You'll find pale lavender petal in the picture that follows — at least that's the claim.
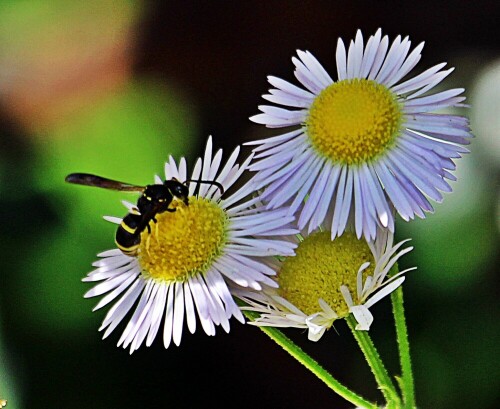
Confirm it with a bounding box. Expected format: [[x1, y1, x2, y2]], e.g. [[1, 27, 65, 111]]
[[360, 28, 382, 78], [267, 75, 315, 100], [368, 34, 389, 79], [172, 282, 185, 346], [163, 284, 175, 348], [392, 62, 447, 94], [336, 37, 347, 80]]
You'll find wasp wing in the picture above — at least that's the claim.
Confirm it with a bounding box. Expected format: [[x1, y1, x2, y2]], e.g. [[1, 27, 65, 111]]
[[65, 173, 145, 192]]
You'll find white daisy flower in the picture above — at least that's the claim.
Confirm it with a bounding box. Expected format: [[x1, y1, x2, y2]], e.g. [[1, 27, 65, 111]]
[[235, 226, 414, 341], [82, 137, 298, 353], [249, 28, 472, 241]]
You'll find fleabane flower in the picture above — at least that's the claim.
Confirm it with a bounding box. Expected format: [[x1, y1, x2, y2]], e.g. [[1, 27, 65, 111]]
[[235, 226, 414, 341], [249, 28, 472, 241], [83, 137, 298, 353]]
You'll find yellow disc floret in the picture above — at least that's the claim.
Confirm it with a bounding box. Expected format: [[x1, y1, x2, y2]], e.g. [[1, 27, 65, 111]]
[[277, 231, 375, 317], [138, 197, 228, 282], [306, 79, 402, 165]]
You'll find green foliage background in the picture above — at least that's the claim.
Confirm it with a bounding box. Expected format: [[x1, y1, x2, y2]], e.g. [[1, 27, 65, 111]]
[[0, 1, 498, 409]]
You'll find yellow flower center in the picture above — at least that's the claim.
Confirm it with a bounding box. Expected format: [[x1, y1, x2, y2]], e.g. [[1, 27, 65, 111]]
[[306, 79, 402, 165], [277, 231, 375, 317], [138, 197, 228, 282]]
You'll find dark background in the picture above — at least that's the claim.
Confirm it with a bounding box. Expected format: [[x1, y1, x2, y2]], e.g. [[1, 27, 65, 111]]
[[0, 1, 499, 408]]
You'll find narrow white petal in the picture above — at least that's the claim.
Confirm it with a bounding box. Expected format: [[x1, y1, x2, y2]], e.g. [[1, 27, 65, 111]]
[[121, 200, 139, 214], [300, 161, 332, 232], [306, 319, 327, 341], [360, 28, 382, 78], [289, 157, 324, 215], [163, 284, 175, 349], [118, 279, 154, 348], [267, 153, 320, 210], [376, 35, 409, 85], [406, 67, 455, 99], [309, 162, 340, 230], [392, 62, 447, 94], [337, 167, 354, 236], [183, 281, 197, 334], [84, 262, 136, 282], [188, 275, 209, 320], [357, 262, 370, 299], [297, 50, 333, 86], [246, 128, 302, 150], [331, 166, 348, 237], [97, 249, 123, 258], [146, 283, 168, 346], [387, 42, 424, 87], [100, 279, 144, 337], [368, 35, 389, 79], [129, 282, 161, 352], [263, 91, 311, 108], [103, 216, 122, 225], [348, 30, 364, 79], [336, 37, 347, 80], [364, 277, 405, 308], [350, 306, 374, 330], [353, 167, 365, 239], [293, 56, 324, 94], [211, 145, 240, 190], [340, 285, 354, 307], [84, 269, 135, 298], [373, 160, 413, 220], [267, 75, 315, 100], [91, 272, 139, 311], [172, 282, 185, 346]]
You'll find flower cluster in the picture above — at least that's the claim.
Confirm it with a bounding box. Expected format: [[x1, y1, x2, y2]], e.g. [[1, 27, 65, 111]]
[[76, 29, 471, 352]]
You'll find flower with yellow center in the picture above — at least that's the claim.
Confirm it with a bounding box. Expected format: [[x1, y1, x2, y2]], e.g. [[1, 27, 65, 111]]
[[83, 137, 298, 353], [235, 226, 414, 341], [249, 29, 472, 241]]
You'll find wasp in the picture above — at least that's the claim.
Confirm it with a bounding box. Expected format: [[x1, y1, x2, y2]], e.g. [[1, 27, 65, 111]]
[[65, 173, 224, 256]]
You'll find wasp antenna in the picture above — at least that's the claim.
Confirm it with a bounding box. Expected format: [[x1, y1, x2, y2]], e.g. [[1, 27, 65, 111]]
[[185, 179, 224, 194]]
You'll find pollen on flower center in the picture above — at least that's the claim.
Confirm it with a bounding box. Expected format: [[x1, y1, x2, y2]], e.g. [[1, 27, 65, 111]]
[[306, 79, 402, 165], [277, 231, 375, 317], [138, 197, 228, 282]]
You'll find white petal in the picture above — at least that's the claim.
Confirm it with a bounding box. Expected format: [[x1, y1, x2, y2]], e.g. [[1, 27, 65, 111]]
[[163, 284, 175, 349], [336, 37, 347, 80], [364, 277, 405, 308], [103, 216, 122, 225], [350, 306, 374, 331]]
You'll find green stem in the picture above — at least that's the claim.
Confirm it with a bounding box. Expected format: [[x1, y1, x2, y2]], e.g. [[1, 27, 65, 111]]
[[391, 286, 416, 408], [346, 315, 402, 406], [243, 310, 378, 409]]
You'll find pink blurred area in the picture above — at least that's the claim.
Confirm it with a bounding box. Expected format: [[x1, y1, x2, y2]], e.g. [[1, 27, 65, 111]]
[[0, 1, 141, 131]]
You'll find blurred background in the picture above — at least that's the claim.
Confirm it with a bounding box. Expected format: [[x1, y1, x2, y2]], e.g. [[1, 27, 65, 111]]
[[0, 1, 498, 408]]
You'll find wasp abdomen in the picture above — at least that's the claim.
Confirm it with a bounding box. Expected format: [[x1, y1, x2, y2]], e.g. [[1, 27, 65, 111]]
[[115, 214, 142, 256]]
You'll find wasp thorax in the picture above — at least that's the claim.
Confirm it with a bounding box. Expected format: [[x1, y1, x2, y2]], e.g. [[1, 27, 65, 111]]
[[277, 232, 376, 317], [138, 197, 228, 282]]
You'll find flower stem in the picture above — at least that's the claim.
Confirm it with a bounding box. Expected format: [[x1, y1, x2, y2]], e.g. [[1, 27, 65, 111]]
[[391, 286, 416, 408], [243, 310, 378, 409], [346, 315, 402, 406]]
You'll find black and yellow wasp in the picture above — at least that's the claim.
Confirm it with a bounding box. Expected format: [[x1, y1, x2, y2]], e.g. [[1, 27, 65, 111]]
[[65, 173, 223, 256]]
